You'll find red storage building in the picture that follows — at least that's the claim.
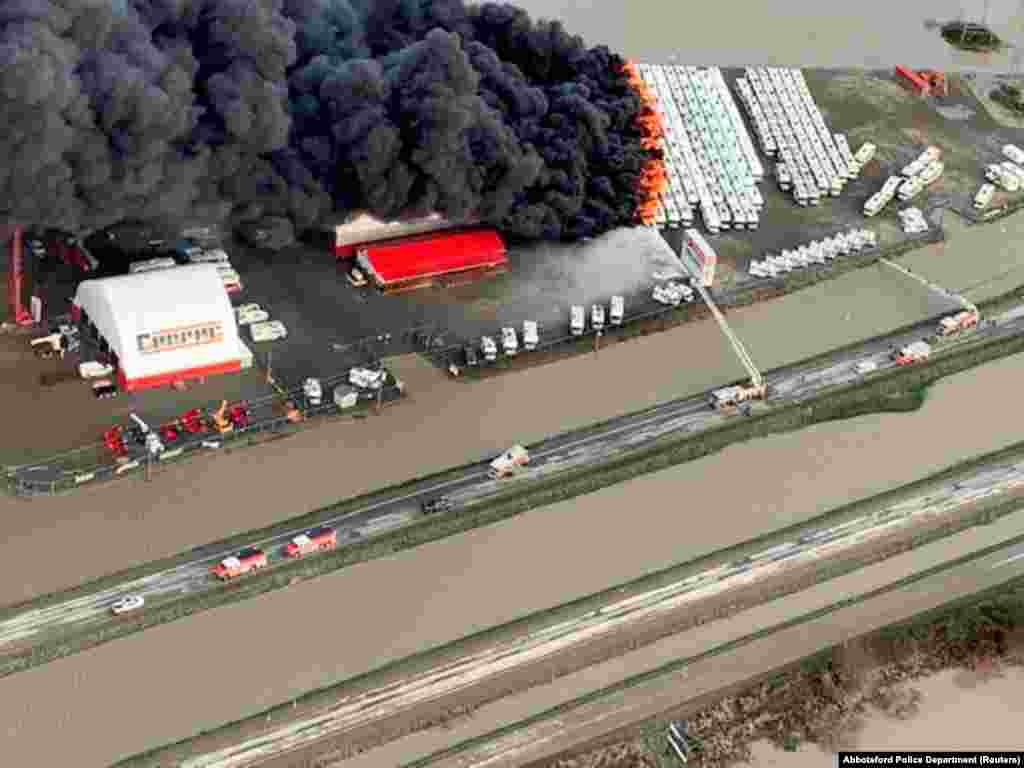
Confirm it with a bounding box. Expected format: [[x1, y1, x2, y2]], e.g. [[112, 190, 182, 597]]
[[356, 229, 509, 292]]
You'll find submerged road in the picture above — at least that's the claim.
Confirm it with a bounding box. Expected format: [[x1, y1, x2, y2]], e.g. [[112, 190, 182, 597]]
[[1, 304, 1022, 655]]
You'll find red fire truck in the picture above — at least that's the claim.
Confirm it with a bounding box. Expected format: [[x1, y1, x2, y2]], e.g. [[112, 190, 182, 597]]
[[284, 526, 338, 559]]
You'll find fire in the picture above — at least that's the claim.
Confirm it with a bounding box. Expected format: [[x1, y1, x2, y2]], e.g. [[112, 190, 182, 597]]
[[622, 61, 667, 226]]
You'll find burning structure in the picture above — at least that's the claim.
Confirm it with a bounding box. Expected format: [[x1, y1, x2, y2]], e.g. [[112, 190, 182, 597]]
[[0, 1, 652, 244]]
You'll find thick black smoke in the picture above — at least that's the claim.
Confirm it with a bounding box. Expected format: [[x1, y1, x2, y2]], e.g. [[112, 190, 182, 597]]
[[0, 0, 647, 242]]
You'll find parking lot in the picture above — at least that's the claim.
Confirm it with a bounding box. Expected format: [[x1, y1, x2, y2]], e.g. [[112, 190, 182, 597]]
[[226, 225, 686, 379]]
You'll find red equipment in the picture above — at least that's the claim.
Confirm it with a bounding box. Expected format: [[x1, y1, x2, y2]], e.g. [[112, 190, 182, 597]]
[[228, 402, 250, 429], [284, 526, 338, 559], [52, 235, 98, 273], [7, 226, 32, 326], [896, 65, 931, 96], [158, 423, 180, 443], [180, 408, 207, 433], [211, 547, 267, 580], [103, 426, 128, 458]]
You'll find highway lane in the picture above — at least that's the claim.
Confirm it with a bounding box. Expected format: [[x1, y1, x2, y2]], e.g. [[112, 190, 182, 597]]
[[1, 304, 1021, 653], [386, 523, 1024, 768], [175, 455, 1024, 768]]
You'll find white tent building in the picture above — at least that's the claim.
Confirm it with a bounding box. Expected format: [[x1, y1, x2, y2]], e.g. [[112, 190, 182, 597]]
[[71, 264, 243, 392]]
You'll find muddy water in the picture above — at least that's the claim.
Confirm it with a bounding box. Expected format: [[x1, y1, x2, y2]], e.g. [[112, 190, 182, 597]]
[[512, 0, 1024, 71], [900, 210, 1024, 302], [6, 352, 1024, 767], [728, 264, 956, 369], [748, 666, 1024, 764]]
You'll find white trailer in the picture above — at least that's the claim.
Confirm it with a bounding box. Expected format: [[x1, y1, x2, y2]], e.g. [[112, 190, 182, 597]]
[[610, 295, 625, 325], [570, 305, 585, 336], [522, 321, 539, 351]]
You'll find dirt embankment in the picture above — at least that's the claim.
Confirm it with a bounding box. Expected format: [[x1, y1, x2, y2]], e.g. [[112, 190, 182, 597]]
[[553, 585, 1024, 768]]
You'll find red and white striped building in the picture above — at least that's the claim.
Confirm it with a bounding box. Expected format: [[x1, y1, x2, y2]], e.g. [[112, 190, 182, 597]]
[[71, 265, 244, 392]]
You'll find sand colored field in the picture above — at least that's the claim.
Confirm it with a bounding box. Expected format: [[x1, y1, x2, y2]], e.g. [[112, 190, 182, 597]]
[[0, 253, 951, 605], [748, 666, 1024, 765], [6, 352, 1024, 766]]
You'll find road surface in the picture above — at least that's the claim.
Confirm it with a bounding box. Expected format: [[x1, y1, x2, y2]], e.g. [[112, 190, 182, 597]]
[[1, 304, 1020, 655], [166, 459, 1024, 768]]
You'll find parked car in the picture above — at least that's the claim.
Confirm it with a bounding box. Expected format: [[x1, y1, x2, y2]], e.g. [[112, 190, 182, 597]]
[[235, 304, 269, 325], [463, 345, 479, 367], [250, 320, 287, 342], [111, 595, 145, 615]]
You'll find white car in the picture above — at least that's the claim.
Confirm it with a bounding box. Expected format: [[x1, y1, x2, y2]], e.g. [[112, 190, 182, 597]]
[[111, 595, 145, 615], [235, 305, 269, 325], [250, 320, 287, 343], [188, 249, 230, 264]]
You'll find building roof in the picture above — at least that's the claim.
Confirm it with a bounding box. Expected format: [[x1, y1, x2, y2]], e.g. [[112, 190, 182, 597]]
[[73, 264, 240, 382], [332, 211, 472, 248], [358, 229, 508, 285]]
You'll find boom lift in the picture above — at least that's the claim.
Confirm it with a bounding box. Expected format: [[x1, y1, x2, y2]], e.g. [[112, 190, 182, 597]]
[[211, 400, 233, 433], [694, 281, 766, 412]]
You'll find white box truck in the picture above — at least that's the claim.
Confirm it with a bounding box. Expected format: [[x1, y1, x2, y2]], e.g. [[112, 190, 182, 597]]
[[522, 321, 539, 351], [570, 305, 585, 336], [489, 444, 530, 479], [610, 295, 624, 325]]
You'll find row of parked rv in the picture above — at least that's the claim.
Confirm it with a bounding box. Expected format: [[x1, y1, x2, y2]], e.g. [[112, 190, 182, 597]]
[[128, 240, 243, 294], [456, 298, 629, 371], [978, 145, 1024, 204], [747, 228, 876, 279], [863, 146, 943, 217], [635, 64, 765, 234], [734, 67, 859, 206]]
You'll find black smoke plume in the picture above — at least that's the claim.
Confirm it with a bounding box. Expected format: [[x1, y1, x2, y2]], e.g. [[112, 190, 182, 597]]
[[0, 1, 647, 242]]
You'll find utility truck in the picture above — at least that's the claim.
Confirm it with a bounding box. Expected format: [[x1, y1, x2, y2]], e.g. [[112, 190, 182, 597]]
[[893, 340, 932, 365], [488, 444, 530, 479], [936, 309, 979, 338], [211, 547, 267, 580]]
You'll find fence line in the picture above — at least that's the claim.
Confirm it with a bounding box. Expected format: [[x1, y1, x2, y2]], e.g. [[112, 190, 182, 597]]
[[4, 381, 405, 497]]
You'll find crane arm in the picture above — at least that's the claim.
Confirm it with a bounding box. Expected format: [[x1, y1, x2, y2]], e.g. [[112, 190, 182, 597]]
[[691, 280, 763, 388]]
